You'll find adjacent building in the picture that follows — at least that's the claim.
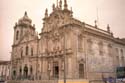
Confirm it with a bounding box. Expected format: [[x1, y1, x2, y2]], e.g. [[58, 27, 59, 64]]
[[0, 61, 11, 81], [11, 0, 125, 82]]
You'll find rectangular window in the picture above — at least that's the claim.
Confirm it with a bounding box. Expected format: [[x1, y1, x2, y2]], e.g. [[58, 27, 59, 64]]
[[26, 46, 28, 55], [79, 64, 84, 78], [31, 48, 33, 56], [98, 42, 103, 56], [108, 44, 112, 56], [78, 36, 83, 51]]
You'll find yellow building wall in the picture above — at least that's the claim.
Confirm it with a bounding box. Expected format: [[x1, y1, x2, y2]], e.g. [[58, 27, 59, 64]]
[[58, 79, 89, 83]]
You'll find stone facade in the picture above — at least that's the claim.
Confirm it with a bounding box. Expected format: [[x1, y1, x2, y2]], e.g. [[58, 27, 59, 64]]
[[11, 0, 125, 81], [0, 61, 11, 80]]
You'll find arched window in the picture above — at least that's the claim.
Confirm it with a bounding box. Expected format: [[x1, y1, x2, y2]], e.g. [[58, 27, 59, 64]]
[[116, 48, 119, 66], [121, 56, 124, 66], [13, 70, 16, 76], [115, 48, 119, 55], [108, 44, 112, 56], [79, 63, 84, 78], [121, 49, 123, 56], [116, 56, 119, 66], [26, 46, 28, 55], [24, 65, 28, 78], [121, 49, 124, 66], [21, 50, 23, 57], [87, 39, 93, 53], [30, 66, 33, 74], [31, 48, 33, 56], [98, 42, 103, 56], [20, 67, 22, 75], [78, 35, 83, 51], [16, 31, 19, 40]]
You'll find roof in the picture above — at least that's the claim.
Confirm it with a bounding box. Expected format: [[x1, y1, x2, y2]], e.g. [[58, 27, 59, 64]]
[[0, 61, 11, 65]]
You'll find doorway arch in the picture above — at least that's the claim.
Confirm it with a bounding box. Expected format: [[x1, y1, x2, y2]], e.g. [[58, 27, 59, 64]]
[[24, 65, 28, 79]]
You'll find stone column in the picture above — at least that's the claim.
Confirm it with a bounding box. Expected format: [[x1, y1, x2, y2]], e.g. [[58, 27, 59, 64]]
[[67, 57, 72, 79], [59, 58, 64, 79], [42, 58, 48, 79]]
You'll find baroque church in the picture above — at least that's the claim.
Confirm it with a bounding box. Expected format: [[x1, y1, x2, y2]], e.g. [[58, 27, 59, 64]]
[[11, 0, 125, 82]]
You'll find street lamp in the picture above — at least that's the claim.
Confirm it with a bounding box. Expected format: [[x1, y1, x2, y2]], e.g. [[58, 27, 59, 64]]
[[64, 27, 66, 83]]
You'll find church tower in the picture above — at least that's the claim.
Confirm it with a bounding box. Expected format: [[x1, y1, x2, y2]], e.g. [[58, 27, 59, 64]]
[[11, 12, 38, 80], [13, 11, 36, 45]]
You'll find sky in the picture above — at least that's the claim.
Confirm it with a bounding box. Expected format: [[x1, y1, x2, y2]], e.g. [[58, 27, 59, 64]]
[[0, 0, 125, 60]]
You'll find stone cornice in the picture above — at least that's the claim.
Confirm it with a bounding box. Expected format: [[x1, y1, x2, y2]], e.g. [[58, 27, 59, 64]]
[[12, 39, 39, 47], [0, 61, 11, 65], [14, 23, 35, 30], [84, 27, 113, 38], [84, 28, 125, 45], [59, 22, 125, 45], [40, 16, 125, 46], [114, 38, 125, 45], [85, 23, 111, 36]]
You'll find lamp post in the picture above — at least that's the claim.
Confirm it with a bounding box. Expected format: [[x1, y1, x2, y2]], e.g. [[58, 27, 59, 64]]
[[36, 36, 39, 80], [64, 27, 66, 83]]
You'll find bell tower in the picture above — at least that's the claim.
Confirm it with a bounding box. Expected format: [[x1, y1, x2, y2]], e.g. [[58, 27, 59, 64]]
[[13, 11, 35, 45]]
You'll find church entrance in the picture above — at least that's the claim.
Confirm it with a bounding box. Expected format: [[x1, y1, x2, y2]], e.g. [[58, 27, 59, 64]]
[[24, 65, 28, 79], [53, 62, 59, 79], [12, 70, 16, 80]]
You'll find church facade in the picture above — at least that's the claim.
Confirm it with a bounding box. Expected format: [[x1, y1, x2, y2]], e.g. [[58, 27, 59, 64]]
[[11, 0, 125, 81]]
